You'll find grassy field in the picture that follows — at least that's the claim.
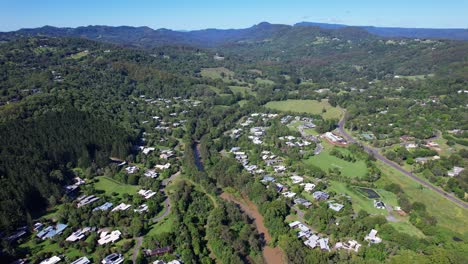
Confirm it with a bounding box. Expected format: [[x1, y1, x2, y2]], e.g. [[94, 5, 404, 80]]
[[229, 85, 256, 96], [265, 99, 342, 120], [94, 176, 140, 197], [389, 221, 426, 238], [255, 78, 275, 85], [201, 67, 234, 81], [328, 181, 393, 215], [375, 161, 468, 235], [304, 142, 368, 178], [69, 51, 89, 59]]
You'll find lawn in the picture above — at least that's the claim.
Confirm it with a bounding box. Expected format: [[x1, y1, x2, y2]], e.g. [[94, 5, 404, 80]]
[[201, 67, 235, 81], [69, 51, 89, 59], [255, 78, 275, 85], [94, 176, 140, 197], [303, 142, 368, 178], [147, 214, 175, 236], [375, 161, 468, 235], [265, 99, 342, 120], [328, 181, 392, 215], [229, 85, 256, 96], [389, 221, 426, 238]]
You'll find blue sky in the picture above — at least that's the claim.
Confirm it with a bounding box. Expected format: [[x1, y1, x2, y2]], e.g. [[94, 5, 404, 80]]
[[1, 0, 467, 31]]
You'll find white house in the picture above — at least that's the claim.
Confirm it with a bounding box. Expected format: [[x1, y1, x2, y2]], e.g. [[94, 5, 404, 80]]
[[40, 256, 61, 264], [138, 189, 157, 199], [98, 230, 122, 245], [290, 175, 304, 184], [364, 229, 382, 244], [111, 203, 131, 212]]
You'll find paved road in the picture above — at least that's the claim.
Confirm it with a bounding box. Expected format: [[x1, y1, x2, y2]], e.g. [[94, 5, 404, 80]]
[[337, 115, 468, 209]]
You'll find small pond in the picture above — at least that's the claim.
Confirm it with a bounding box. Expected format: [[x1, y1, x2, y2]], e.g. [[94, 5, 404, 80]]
[[357, 187, 380, 199]]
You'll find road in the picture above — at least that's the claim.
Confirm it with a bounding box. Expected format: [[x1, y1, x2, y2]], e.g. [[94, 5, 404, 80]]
[[337, 115, 468, 209], [132, 236, 143, 263]]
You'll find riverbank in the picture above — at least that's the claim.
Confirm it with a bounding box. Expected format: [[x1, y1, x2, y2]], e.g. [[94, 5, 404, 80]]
[[220, 192, 285, 264]]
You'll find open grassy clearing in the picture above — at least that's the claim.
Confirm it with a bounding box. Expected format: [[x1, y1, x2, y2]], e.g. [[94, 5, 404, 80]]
[[94, 176, 140, 197], [238, 100, 248, 107], [201, 67, 235, 82], [229, 85, 256, 96], [255, 78, 275, 85], [396, 74, 434, 80], [389, 221, 426, 238], [304, 142, 368, 178], [265, 99, 342, 120], [328, 181, 391, 215], [147, 214, 175, 236], [375, 161, 468, 235], [69, 51, 89, 59]]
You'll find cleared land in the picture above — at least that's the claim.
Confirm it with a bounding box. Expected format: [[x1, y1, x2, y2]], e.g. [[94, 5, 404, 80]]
[[255, 78, 275, 85], [265, 99, 342, 120], [201, 67, 235, 81], [304, 142, 368, 178], [375, 161, 468, 236], [229, 85, 256, 96], [94, 176, 140, 197]]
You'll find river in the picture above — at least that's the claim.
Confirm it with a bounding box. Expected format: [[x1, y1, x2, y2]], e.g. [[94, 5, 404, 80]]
[[192, 142, 204, 171]]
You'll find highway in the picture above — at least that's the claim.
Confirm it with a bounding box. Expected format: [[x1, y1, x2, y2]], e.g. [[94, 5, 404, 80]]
[[337, 115, 468, 209]]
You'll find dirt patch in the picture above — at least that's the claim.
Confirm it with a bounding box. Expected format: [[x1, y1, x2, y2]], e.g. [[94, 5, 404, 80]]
[[220, 192, 285, 264]]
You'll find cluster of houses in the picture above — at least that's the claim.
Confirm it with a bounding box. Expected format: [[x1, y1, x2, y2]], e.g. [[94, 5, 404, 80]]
[[288, 221, 380, 253], [289, 221, 330, 251]]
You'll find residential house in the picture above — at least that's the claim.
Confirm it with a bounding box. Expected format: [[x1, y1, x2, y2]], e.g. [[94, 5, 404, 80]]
[[313, 191, 329, 201], [302, 183, 316, 192], [111, 203, 131, 212], [155, 163, 171, 170], [335, 240, 361, 252], [125, 166, 139, 174], [290, 175, 304, 184], [134, 204, 149, 213], [282, 192, 296, 198], [144, 246, 173, 257], [36, 223, 68, 240], [294, 198, 312, 208], [71, 257, 91, 264], [77, 195, 100, 208], [93, 202, 113, 212], [364, 229, 382, 244], [448, 166, 464, 177], [288, 221, 301, 228], [144, 170, 159, 178], [160, 150, 175, 160], [374, 200, 386, 209], [328, 203, 344, 212], [101, 253, 124, 264], [98, 230, 122, 245], [138, 189, 157, 199], [66, 227, 92, 242], [40, 256, 61, 264]]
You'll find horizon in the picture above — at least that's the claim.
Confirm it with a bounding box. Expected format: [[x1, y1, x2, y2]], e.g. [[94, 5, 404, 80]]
[[1, 0, 468, 32], [4, 20, 468, 33]]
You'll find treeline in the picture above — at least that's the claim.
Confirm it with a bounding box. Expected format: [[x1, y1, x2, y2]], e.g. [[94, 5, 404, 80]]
[[0, 109, 132, 231]]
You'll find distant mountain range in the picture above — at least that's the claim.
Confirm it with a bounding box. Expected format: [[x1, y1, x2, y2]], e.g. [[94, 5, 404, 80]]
[[295, 22, 468, 40], [0, 21, 466, 49]]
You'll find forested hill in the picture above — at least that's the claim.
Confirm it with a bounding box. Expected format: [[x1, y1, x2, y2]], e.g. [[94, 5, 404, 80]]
[[0, 110, 131, 231], [1, 21, 467, 50], [0, 37, 214, 230], [295, 22, 468, 40]]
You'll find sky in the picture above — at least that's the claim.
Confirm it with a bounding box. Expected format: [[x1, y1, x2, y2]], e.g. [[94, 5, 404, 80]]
[[1, 0, 467, 32]]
